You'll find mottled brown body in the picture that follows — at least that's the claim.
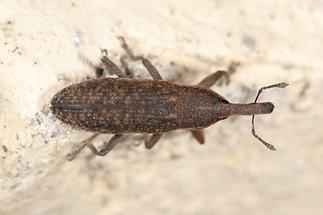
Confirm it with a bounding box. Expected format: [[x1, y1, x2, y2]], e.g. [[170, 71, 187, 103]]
[[51, 37, 288, 160], [51, 78, 230, 134]]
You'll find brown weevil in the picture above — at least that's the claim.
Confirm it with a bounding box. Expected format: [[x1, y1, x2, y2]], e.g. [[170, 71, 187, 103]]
[[50, 37, 288, 160]]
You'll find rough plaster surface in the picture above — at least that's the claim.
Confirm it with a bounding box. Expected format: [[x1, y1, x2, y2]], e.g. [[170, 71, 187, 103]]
[[0, 1, 322, 214]]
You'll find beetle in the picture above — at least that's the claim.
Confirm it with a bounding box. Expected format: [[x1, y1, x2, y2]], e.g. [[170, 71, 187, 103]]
[[50, 37, 288, 160]]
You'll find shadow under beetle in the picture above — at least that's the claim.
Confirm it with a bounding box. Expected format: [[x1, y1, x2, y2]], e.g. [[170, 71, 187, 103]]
[[50, 37, 288, 160]]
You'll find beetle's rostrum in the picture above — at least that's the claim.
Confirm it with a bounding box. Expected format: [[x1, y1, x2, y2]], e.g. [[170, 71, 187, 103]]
[[50, 37, 288, 160]]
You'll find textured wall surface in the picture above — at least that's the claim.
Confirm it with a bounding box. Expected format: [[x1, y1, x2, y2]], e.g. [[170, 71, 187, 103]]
[[1, 1, 322, 214]]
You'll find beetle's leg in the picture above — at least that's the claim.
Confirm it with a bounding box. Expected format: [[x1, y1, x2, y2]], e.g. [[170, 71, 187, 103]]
[[197, 70, 229, 88], [101, 55, 126, 78], [118, 36, 163, 80], [190, 129, 205, 144], [145, 133, 163, 149], [86, 134, 124, 156], [66, 134, 100, 161], [141, 58, 163, 80], [77, 53, 105, 78], [118, 36, 142, 61], [118, 36, 141, 72]]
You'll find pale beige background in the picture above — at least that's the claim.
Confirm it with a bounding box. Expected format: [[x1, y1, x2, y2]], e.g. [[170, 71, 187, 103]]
[[1, 1, 322, 215]]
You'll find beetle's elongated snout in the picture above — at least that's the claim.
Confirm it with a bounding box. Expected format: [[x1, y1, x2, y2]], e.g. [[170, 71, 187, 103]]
[[260, 102, 274, 114], [218, 102, 274, 116]]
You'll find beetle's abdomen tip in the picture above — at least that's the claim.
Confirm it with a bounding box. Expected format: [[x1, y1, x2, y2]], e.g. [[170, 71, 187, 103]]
[[50, 93, 63, 115]]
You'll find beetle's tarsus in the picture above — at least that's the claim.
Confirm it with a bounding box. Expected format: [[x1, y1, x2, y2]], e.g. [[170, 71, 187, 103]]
[[66, 134, 99, 161], [66, 143, 87, 161], [118, 36, 142, 61]]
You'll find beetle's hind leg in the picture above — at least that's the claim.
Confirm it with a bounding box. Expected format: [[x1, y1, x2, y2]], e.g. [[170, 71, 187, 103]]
[[66, 134, 99, 161], [118, 36, 163, 80], [86, 134, 124, 157], [66, 134, 124, 160]]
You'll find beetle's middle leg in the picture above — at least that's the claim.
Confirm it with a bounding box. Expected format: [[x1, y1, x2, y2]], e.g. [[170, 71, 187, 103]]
[[66, 134, 99, 161]]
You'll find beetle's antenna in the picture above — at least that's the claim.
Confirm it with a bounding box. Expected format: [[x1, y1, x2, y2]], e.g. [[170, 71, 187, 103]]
[[252, 82, 289, 150]]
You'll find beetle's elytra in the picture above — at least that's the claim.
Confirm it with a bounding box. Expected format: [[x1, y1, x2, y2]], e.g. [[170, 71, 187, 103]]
[[50, 37, 288, 160]]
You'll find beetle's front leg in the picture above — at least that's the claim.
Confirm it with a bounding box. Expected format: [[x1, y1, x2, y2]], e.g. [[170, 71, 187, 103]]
[[197, 62, 240, 87], [198, 70, 229, 88]]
